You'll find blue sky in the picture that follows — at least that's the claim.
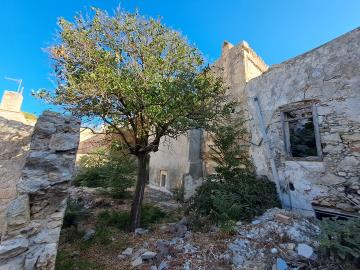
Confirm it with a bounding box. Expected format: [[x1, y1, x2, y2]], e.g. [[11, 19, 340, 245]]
[[1, 0, 359, 116]]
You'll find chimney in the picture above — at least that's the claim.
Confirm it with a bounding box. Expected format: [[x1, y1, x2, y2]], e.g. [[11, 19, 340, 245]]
[[0, 91, 23, 112]]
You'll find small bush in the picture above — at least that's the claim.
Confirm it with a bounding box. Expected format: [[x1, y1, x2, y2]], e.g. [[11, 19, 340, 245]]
[[188, 116, 280, 227], [97, 204, 166, 230], [93, 226, 113, 245], [319, 218, 360, 265], [172, 186, 185, 203], [55, 251, 103, 270], [63, 199, 90, 228], [220, 220, 237, 235], [141, 204, 167, 227], [74, 146, 136, 199], [97, 210, 131, 230]]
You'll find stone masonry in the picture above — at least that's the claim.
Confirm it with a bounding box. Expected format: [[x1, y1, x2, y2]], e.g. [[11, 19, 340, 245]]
[[0, 111, 80, 270], [149, 27, 360, 217], [246, 27, 360, 216], [0, 117, 33, 238]]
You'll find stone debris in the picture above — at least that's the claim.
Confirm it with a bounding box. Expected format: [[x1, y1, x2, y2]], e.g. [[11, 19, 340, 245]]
[[117, 254, 126, 260], [297, 243, 314, 258], [131, 256, 143, 268], [156, 240, 170, 258], [174, 224, 187, 238], [82, 228, 95, 241], [272, 258, 288, 270], [229, 208, 320, 269], [135, 228, 149, 235], [121, 247, 133, 256], [141, 251, 157, 260], [158, 260, 169, 270]]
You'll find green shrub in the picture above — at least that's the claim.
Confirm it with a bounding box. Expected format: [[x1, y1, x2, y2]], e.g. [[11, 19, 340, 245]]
[[319, 218, 360, 264], [63, 199, 90, 228], [55, 251, 103, 270], [97, 210, 131, 230], [188, 116, 280, 226], [75, 147, 136, 199], [22, 111, 37, 122], [172, 186, 185, 203], [97, 204, 166, 230], [93, 226, 113, 245], [141, 204, 167, 227]]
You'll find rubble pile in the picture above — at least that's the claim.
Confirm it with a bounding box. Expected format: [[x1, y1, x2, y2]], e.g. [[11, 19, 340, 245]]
[[228, 208, 321, 270], [116, 217, 231, 270]]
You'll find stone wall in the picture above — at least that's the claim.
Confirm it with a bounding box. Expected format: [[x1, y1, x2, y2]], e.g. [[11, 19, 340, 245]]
[[0, 111, 80, 270], [0, 117, 33, 238], [149, 133, 192, 192], [149, 40, 268, 197], [245, 27, 360, 216]]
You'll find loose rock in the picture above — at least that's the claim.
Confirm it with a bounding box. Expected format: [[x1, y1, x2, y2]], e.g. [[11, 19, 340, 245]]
[[82, 229, 95, 241], [122, 247, 133, 256], [297, 243, 314, 258], [141, 251, 157, 260], [131, 257, 143, 268]]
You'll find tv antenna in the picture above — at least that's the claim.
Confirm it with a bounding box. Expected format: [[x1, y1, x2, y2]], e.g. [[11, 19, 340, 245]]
[[4, 77, 24, 94]]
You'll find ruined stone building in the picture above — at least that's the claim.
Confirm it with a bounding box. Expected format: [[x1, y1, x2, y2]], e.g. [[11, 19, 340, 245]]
[[149, 27, 360, 217], [0, 26, 359, 270]]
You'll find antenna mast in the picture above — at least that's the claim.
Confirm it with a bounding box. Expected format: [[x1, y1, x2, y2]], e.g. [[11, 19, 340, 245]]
[[4, 77, 23, 94]]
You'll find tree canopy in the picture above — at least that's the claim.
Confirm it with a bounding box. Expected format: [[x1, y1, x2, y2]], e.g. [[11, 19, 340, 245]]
[[40, 8, 229, 155], [39, 7, 231, 230]]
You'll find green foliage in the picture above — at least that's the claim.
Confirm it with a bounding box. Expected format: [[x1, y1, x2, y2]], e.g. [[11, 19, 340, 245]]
[[55, 251, 103, 270], [188, 116, 280, 226], [75, 147, 136, 199], [220, 220, 237, 235], [97, 210, 131, 230], [22, 111, 37, 122], [97, 204, 166, 230], [141, 203, 167, 227], [319, 218, 360, 264], [171, 186, 185, 203], [38, 7, 231, 156], [63, 199, 90, 228], [289, 118, 317, 157], [93, 226, 113, 245]]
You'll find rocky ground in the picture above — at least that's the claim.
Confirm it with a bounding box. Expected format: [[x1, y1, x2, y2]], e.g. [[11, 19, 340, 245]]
[[56, 187, 344, 270]]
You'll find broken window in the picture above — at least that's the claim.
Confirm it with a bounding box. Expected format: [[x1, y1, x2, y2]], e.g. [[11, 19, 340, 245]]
[[281, 104, 322, 159], [160, 170, 167, 187]]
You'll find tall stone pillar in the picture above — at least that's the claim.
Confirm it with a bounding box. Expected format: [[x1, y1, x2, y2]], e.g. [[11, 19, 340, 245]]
[[0, 111, 80, 270]]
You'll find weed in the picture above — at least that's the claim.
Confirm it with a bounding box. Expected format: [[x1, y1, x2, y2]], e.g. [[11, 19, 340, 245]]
[[319, 218, 360, 265], [55, 251, 103, 270]]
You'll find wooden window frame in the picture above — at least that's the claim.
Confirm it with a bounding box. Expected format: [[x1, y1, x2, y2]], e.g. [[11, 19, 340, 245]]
[[281, 103, 323, 161]]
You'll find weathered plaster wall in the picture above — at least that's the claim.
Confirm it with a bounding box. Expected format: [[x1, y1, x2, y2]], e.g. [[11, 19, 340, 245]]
[[245, 27, 360, 216], [149, 40, 268, 197], [149, 134, 190, 191], [0, 117, 33, 238], [0, 111, 80, 270], [202, 41, 268, 177]]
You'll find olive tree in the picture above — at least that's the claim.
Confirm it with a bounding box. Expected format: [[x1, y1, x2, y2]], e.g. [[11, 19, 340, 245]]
[[40, 8, 229, 231]]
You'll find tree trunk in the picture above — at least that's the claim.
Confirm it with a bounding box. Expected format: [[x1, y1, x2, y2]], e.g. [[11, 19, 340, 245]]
[[130, 153, 148, 231]]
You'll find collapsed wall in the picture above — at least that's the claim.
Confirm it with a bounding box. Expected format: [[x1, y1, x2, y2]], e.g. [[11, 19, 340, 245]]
[[245, 27, 360, 216], [0, 111, 80, 270]]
